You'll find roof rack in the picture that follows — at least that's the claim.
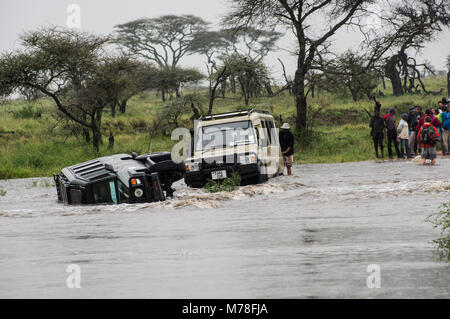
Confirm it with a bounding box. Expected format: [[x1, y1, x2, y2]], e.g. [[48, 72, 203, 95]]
[[198, 108, 270, 121]]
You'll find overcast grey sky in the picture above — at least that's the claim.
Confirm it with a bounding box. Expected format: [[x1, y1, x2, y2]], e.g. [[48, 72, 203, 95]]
[[1, 0, 449, 82]]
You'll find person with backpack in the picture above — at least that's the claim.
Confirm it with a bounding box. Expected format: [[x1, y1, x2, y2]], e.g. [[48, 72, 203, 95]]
[[370, 110, 385, 159], [441, 103, 450, 156], [417, 116, 439, 165], [385, 108, 401, 159], [397, 113, 410, 159], [416, 109, 442, 132]]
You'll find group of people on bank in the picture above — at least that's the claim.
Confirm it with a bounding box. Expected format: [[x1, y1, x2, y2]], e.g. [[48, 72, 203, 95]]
[[369, 97, 450, 165], [276, 98, 450, 174]]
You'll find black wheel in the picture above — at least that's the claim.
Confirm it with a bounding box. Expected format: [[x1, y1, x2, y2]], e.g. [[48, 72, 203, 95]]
[[186, 182, 205, 189], [258, 164, 268, 183], [148, 152, 172, 163], [258, 172, 268, 183], [135, 152, 172, 163], [148, 160, 185, 174]]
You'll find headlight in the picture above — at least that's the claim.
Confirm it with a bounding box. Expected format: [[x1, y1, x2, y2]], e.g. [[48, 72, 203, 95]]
[[134, 188, 144, 198], [130, 178, 142, 185], [239, 154, 257, 164], [185, 162, 200, 172]]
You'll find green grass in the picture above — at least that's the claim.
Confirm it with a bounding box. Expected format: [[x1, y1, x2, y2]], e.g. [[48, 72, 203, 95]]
[[0, 76, 447, 179], [293, 124, 375, 163]]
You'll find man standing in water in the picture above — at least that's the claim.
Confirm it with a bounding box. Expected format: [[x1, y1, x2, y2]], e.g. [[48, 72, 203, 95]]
[[279, 123, 294, 176], [385, 108, 401, 159], [417, 116, 439, 165], [370, 110, 385, 159]]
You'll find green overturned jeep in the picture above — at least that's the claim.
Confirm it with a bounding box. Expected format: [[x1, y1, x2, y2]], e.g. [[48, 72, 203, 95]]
[[54, 152, 185, 205]]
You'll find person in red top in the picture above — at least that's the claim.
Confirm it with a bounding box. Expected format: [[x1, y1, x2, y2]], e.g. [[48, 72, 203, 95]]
[[417, 116, 439, 165], [416, 109, 441, 132]]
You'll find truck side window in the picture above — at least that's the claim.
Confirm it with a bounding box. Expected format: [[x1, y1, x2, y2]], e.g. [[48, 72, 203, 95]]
[[93, 180, 118, 204], [109, 181, 118, 204], [269, 121, 278, 145], [259, 121, 267, 147], [265, 120, 272, 145]]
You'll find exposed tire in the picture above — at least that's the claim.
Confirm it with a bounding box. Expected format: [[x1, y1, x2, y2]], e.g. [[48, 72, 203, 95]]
[[135, 152, 172, 163], [148, 152, 172, 163], [147, 160, 186, 189], [185, 181, 205, 189], [258, 164, 268, 183], [148, 160, 185, 174], [242, 164, 267, 185], [258, 172, 268, 183]]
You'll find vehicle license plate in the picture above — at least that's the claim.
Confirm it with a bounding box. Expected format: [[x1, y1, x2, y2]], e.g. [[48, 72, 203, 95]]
[[211, 170, 227, 180]]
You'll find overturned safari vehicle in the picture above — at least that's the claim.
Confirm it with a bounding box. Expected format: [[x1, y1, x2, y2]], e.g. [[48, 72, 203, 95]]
[[54, 152, 185, 205]]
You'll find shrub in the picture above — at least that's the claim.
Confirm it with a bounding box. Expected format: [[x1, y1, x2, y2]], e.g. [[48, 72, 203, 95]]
[[204, 171, 242, 193], [12, 104, 41, 119], [129, 118, 148, 132], [426, 202, 450, 261]]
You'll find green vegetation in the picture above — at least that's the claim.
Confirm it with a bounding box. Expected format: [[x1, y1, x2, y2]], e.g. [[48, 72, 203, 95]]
[[0, 76, 447, 179], [426, 202, 450, 261], [204, 172, 242, 193], [30, 179, 54, 188], [0, 188, 6, 196]]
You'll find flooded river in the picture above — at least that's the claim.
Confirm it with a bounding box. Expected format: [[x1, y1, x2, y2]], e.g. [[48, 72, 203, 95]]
[[0, 159, 449, 298]]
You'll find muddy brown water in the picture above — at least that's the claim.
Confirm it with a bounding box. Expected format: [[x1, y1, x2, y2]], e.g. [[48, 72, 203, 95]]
[[0, 159, 449, 298]]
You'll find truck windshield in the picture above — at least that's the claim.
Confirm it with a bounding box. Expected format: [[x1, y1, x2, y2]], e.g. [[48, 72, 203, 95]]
[[196, 120, 255, 151]]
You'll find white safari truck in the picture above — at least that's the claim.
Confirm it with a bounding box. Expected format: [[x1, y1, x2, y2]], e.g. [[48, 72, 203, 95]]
[[184, 109, 284, 188]]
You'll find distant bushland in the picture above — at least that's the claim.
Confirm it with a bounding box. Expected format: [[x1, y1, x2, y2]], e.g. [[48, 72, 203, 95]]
[[0, 76, 447, 179]]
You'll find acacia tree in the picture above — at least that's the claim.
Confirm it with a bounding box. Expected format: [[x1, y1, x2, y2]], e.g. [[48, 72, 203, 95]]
[[189, 30, 231, 96], [220, 27, 281, 62], [224, 27, 281, 96], [223, 55, 269, 105], [0, 28, 139, 150], [368, 0, 450, 96], [315, 51, 379, 101], [114, 15, 209, 70], [190, 26, 280, 99], [114, 62, 159, 114], [225, 0, 370, 133], [153, 67, 204, 101]]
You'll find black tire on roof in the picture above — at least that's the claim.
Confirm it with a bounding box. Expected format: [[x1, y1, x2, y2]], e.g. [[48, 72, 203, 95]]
[[147, 160, 185, 175], [135, 152, 172, 163]]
